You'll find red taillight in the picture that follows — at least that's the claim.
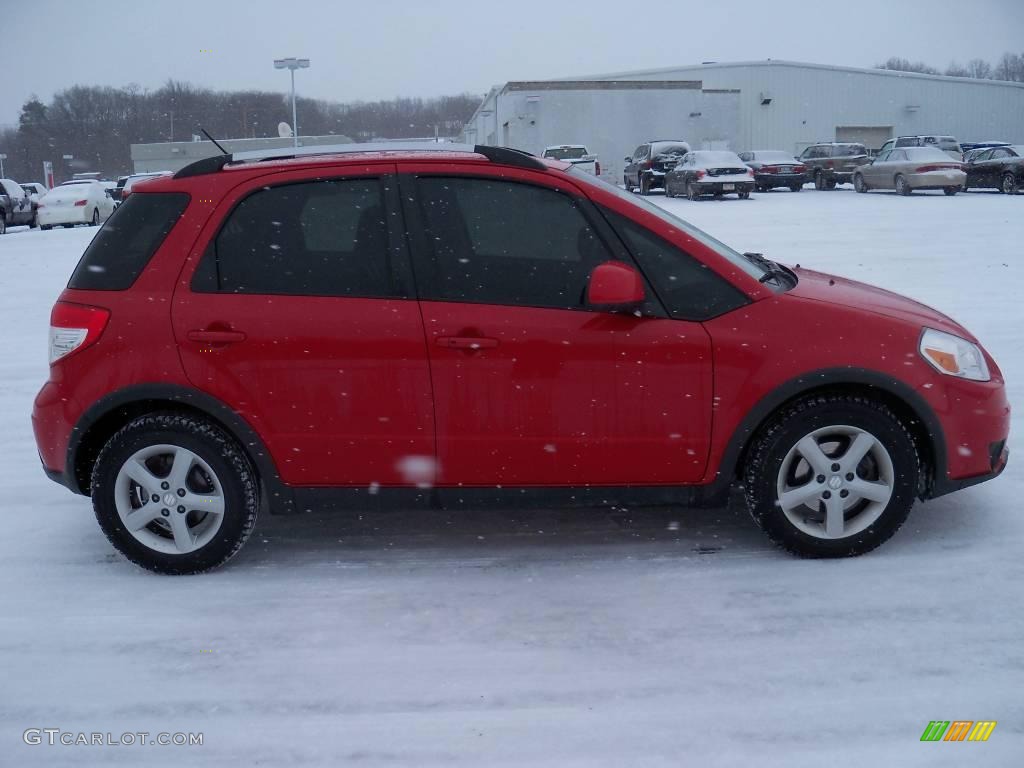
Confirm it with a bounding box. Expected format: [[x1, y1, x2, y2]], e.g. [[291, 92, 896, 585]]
[[594, 160, 601, 176], [695, 170, 706, 179], [761, 165, 776, 174], [794, 165, 806, 173], [73, 199, 87, 206], [746, 168, 754, 177], [49, 302, 110, 364], [643, 160, 652, 169]]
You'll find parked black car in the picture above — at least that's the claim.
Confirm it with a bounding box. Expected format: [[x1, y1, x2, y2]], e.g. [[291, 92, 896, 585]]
[[0, 178, 37, 233], [665, 150, 755, 200], [963, 145, 1024, 194], [797, 143, 869, 189], [623, 140, 690, 195], [738, 150, 807, 192]]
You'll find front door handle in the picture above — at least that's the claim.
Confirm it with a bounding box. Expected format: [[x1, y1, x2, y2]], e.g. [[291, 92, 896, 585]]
[[436, 336, 499, 351], [187, 329, 247, 344]]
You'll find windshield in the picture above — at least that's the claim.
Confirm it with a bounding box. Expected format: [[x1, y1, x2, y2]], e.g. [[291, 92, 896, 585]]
[[543, 146, 588, 160], [692, 151, 745, 166], [567, 166, 769, 282]]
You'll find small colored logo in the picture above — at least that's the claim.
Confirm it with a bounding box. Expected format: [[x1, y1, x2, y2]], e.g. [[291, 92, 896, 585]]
[[920, 721, 996, 742]]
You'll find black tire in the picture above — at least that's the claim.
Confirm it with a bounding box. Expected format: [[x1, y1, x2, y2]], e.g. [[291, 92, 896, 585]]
[[790, 184, 802, 192], [943, 186, 958, 196], [896, 174, 912, 196], [744, 394, 919, 558], [814, 170, 826, 190], [853, 174, 868, 193], [738, 188, 751, 199], [29, 213, 38, 228], [91, 208, 99, 226], [1001, 173, 1017, 195], [826, 178, 837, 190], [91, 412, 259, 574], [40, 224, 52, 231], [664, 179, 675, 198], [639, 174, 651, 196], [686, 181, 700, 201], [0, 215, 6, 235], [623, 174, 633, 193]]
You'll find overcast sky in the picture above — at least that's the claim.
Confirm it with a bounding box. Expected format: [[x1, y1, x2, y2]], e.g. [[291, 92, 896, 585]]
[[4, 0, 1022, 127]]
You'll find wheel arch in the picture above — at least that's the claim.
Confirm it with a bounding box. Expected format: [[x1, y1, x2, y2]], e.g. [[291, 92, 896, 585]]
[[716, 368, 946, 501], [68, 383, 294, 512]]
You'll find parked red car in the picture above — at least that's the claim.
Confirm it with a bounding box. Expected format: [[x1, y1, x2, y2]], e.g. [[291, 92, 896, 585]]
[[32, 144, 1010, 573]]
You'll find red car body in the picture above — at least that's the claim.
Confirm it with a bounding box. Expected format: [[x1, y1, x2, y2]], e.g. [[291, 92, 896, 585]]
[[33, 148, 1009, 517]]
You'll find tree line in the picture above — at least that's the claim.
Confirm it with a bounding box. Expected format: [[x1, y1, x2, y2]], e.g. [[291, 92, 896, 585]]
[[876, 52, 1024, 81], [0, 81, 480, 182]]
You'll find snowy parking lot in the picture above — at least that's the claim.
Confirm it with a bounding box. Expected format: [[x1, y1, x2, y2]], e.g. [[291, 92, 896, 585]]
[[1, 186, 1022, 766]]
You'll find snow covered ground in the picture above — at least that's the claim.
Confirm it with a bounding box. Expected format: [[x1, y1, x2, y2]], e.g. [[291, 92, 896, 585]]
[[1, 187, 1022, 766]]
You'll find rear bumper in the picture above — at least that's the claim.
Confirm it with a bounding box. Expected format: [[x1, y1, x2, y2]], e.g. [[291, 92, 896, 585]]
[[908, 170, 967, 189], [755, 173, 805, 186], [37, 207, 90, 226], [692, 181, 755, 195]]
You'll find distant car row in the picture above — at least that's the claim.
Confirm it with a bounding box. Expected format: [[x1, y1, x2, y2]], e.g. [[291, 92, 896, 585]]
[[618, 137, 1023, 199], [0, 170, 173, 234]]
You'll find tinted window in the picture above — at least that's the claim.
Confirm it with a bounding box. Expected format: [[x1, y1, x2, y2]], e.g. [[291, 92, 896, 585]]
[[650, 142, 689, 158], [834, 144, 867, 156], [196, 178, 393, 297], [414, 177, 613, 310], [604, 209, 747, 321], [990, 148, 1010, 159], [544, 147, 588, 160], [69, 192, 188, 290]]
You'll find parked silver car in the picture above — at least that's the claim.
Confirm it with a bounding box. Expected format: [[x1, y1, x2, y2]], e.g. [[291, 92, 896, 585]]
[[852, 147, 965, 196]]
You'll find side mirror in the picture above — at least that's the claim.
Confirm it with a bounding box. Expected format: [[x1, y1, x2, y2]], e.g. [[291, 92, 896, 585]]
[[587, 261, 645, 310], [624, 156, 633, 163]]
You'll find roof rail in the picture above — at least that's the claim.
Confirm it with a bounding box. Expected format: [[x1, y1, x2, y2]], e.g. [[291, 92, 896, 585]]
[[172, 142, 547, 179]]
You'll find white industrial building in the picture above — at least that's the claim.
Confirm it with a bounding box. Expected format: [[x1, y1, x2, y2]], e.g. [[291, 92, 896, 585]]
[[461, 59, 1024, 184]]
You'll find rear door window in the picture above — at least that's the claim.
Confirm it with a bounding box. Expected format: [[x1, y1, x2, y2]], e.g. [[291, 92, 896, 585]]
[[68, 192, 189, 290], [412, 176, 613, 310], [193, 178, 396, 297]]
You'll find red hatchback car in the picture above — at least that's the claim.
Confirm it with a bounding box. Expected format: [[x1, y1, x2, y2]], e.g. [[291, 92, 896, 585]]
[[32, 144, 1010, 573]]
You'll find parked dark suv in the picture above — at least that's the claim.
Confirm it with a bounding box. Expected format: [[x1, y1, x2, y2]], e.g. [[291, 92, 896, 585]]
[[33, 144, 1009, 573], [798, 143, 869, 189], [623, 140, 690, 195]]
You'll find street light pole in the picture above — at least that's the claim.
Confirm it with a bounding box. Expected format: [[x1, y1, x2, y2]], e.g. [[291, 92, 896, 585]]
[[274, 57, 311, 148]]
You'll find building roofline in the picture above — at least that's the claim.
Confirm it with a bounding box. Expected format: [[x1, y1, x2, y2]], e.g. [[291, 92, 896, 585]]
[[563, 58, 1024, 89]]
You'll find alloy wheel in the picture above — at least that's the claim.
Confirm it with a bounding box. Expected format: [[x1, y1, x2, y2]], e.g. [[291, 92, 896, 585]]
[[776, 425, 894, 540], [114, 444, 226, 555]]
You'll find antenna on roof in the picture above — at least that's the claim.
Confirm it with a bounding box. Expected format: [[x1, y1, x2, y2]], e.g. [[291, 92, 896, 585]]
[[200, 128, 229, 155]]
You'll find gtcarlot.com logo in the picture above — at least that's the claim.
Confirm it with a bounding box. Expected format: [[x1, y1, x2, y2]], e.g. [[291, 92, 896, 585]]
[[23, 729, 203, 747], [921, 721, 996, 742]]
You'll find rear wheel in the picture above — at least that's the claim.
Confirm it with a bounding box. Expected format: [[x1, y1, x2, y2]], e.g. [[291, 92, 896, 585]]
[[664, 179, 675, 198], [639, 174, 651, 196], [738, 188, 751, 199], [814, 170, 826, 190], [895, 174, 912, 196], [90, 208, 99, 226], [1002, 172, 1018, 195], [92, 412, 259, 574], [744, 394, 919, 558], [29, 213, 38, 228], [623, 174, 633, 192], [686, 181, 701, 201], [853, 174, 868, 193], [40, 224, 51, 231], [943, 186, 959, 196], [826, 178, 837, 190], [790, 184, 802, 192], [0, 215, 6, 235]]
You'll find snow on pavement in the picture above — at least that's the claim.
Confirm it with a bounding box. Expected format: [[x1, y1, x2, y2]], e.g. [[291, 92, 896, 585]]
[[0, 189, 1021, 766]]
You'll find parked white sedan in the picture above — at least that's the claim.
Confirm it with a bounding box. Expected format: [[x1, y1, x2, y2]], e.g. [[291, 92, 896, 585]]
[[37, 181, 115, 229]]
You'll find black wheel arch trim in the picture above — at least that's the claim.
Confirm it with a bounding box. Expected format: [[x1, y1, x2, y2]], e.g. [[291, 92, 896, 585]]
[[62, 382, 295, 511], [709, 367, 950, 501]]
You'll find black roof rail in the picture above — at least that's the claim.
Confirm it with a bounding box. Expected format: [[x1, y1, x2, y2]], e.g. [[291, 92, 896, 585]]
[[170, 142, 548, 179], [473, 144, 548, 171], [174, 154, 231, 179]]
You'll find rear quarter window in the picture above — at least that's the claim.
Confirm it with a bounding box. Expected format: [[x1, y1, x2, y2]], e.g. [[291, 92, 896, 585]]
[[68, 192, 189, 290]]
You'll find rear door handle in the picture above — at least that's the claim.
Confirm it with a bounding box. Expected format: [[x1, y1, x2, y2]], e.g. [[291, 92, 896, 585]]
[[187, 329, 247, 344], [436, 336, 499, 351]]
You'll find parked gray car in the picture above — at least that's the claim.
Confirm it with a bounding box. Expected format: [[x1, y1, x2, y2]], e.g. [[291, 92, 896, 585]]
[[852, 147, 965, 196]]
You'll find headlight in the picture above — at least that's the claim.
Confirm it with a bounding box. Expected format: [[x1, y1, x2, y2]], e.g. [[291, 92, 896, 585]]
[[919, 328, 990, 381]]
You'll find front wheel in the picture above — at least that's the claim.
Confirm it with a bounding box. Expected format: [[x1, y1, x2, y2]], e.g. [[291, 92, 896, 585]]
[[686, 181, 701, 201], [853, 174, 868, 193], [91, 412, 259, 574], [1002, 173, 1018, 195], [814, 171, 826, 190], [790, 184, 802, 192], [895, 174, 912, 196], [744, 394, 919, 558], [40, 224, 51, 231], [943, 186, 959, 196], [623, 175, 633, 193], [639, 174, 651, 196]]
